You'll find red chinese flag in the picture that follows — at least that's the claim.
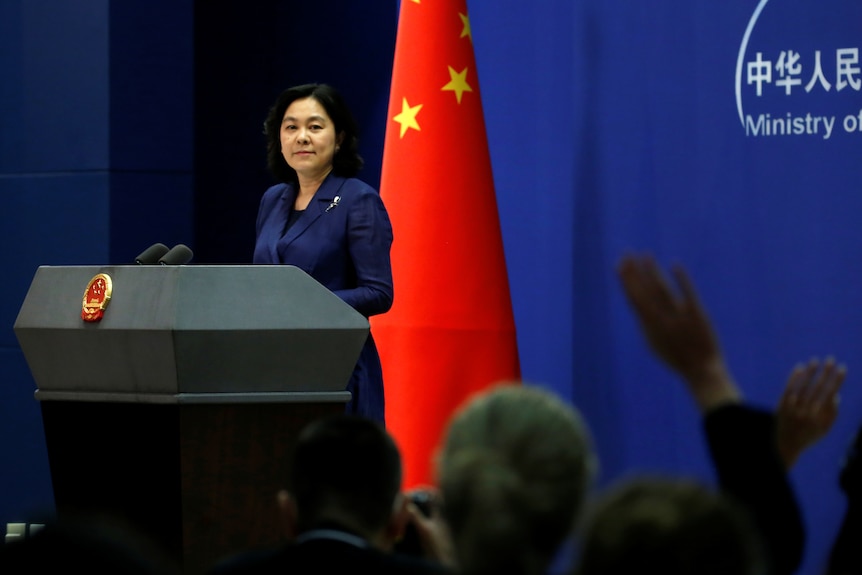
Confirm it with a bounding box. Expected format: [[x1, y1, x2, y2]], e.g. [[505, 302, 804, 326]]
[[372, 0, 521, 488]]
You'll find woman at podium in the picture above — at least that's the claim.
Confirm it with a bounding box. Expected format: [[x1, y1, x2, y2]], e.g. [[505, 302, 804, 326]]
[[253, 83, 394, 424]]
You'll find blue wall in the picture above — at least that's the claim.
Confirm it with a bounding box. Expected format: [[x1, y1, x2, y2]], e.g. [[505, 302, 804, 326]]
[[3, 1, 860, 574], [0, 0, 396, 528]]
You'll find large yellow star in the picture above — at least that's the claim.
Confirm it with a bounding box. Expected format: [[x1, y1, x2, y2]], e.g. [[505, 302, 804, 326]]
[[459, 13, 471, 42], [393, 97, 422, 138], [442, 66, 473, 104]]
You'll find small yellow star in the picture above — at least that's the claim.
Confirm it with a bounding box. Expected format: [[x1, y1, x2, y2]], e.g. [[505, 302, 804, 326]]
[[393, 97, 422, 138], [442, 66, 473, 104], [459, 13, 471, 42]]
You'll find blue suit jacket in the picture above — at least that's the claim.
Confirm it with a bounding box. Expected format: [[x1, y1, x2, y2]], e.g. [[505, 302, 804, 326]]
[[253, 174, 394, 422]]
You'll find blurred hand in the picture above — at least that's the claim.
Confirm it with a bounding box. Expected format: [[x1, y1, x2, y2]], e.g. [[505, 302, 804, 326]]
[[617, 253, 741, 411], [276, 490, 298, 541], [776, 357, 846, 469], [403, 487, 457, 567]]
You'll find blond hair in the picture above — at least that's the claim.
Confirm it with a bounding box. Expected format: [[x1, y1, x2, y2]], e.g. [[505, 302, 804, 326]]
[[437, 383, 596, 575]]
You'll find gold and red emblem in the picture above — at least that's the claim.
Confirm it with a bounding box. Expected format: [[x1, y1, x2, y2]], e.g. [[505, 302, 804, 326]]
[[81, 273, 113, 322]]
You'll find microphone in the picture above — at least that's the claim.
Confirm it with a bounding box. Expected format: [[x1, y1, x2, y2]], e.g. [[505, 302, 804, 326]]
[[135, 243, 170, 264], [158, 244, 194, 265]]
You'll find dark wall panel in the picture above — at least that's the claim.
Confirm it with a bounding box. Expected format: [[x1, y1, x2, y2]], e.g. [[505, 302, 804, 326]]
[[193, 1, 397, 264], [108, 1, 194, 172], [2, 174, 111, 345], [108, 173, 195, 264], [0, 350, 53, 522], [0, 2, 109, 173]]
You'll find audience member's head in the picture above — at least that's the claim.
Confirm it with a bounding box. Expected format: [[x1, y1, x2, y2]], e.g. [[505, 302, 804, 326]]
[[281, 414, 405, 550], [435, 383, 596, 575], [575, 475, 766, 575]]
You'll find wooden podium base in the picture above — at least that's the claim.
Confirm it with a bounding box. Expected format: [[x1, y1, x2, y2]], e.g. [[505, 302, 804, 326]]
[[41, 398, 344, 574]]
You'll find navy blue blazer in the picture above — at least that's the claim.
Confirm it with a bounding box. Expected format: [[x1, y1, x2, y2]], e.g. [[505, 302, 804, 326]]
[[253, 174, 394, 423]]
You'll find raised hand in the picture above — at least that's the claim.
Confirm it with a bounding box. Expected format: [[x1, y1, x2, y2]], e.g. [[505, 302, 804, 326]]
[[776, 357, 846, 469], [617, 253, 741, 412]]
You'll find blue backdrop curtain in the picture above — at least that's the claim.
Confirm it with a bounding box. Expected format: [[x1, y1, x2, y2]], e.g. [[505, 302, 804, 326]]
[[2, 2, 860, 574], [472, 2, 862, 574]]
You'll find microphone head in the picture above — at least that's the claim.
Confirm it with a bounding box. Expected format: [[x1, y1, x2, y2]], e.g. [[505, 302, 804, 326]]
[[158, 244, 194, 265], [135, 243, 170, 264]]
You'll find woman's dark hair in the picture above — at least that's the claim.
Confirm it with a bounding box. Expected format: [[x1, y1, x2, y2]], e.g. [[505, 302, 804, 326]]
[[263, 83, 363, 184]]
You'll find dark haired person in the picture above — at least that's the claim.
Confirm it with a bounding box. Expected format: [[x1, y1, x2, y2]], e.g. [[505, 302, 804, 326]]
[[576, 475, 767, 575], [254, 83, 393, 423], [209, 415, 451, 574]]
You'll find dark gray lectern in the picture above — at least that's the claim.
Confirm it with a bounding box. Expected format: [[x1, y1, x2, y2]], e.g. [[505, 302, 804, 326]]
[[13, 265, 370, 574]]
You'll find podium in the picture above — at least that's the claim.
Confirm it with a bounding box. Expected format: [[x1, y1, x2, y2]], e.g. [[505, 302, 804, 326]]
[[13, 265, 370, 573]]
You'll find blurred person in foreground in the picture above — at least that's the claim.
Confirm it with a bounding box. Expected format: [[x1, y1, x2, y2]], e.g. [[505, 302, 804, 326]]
[[576, 474, 766, 575], [208, 415, 452, 575], [408, 383, 597, 575]]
